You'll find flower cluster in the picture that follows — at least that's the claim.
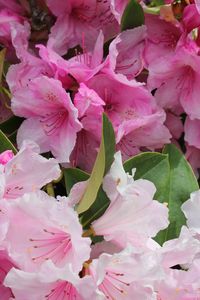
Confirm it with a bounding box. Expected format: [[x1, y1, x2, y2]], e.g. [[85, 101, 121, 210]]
[[1, 146, 200, 299], [1, 0, 200, 298]]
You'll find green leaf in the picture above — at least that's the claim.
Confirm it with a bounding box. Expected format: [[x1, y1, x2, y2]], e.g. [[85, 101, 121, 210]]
[[124, 147, 199, 244], [0, 48, 6, 83], [64, 168, 89, 194], [63, 167, 110, 228], [124, 152, 170, 202], [0, 129, 17, 154], [76, 114, 115, 214], [81, 187, 110, 228], [121, 0, 145, 31], [103, 114, 115, 174], [0, 116, 23, 135], [157, 144, 199, 244]]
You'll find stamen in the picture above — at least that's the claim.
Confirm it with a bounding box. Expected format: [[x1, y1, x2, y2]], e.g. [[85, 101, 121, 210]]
[[40, 111, 66, 136], [4, 186, 24, 199], [28, 229, 72, 265]]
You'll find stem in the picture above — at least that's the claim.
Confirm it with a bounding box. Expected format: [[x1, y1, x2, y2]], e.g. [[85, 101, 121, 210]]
[[82, 227, 95, 237]]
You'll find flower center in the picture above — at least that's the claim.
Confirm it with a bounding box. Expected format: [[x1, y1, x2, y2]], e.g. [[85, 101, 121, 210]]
[[4, 185, 24, 199], [45, 281, 81, 300], [40, 111, 67, 136], [72, 4, 95, 23], [28, 229, 72, 265], [99, 270, 130, 299]]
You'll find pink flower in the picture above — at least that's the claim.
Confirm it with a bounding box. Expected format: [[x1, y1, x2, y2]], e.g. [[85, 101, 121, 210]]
[[148, 45, 200, 118], [182, 190, 200, 235], [70, 83, 105, 171], [89, 246, 163, 299], [90, 248, 139, 299], [87, 73, 171, 160], [0, 150, 14, 166], [47, 0, 119, 55], [0, 8, 24, 48], [11, 76, 81, 162], [74, 83, 105, 138], [64, 30, 105, 83], [0, 140, 60, 200], [0, 0, 24, 14], [70, 129, 100, 172], [10, 21, 30, 61], [36, 44, 75, 89], [0, 201, 11, 244], [185, 145, 200, 178], [102, 151, 134, 202], [4, 261, 101, 300], [6, 54, 52, 95], [92, 152, 169, 248], [165, 112, 183, 140], [5, 191, 91, 272], [159, 226, 200, 268], [38, 31, 105, 88], [144, 13, 181, 67], [194, 0, 200, 15], [104, 25, 146, 84], [182, 4, 200, 33], [0, 250, 16, 300], [110, 0, 129, 23], [157, 260, 200, 300]]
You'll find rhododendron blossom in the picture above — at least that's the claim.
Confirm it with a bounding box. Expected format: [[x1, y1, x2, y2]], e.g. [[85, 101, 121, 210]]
[[0, 141, 60, 200], [92, 152, 169, 248], [5, 192, 91, 272], [1, 0, 200, 298], [4, 261, 101, 300], [47, 0, 119, 55], [13, 76, 82, 162]]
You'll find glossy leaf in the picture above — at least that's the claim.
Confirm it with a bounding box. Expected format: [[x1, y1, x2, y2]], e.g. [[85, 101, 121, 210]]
[[64, 168, 89, 194], [0, 129, 17, 154], [63, 168, 110, 228], [124, 146, 199, 243], [121, 0, 145, 31], [157, 144, 199, 244], [0, 116, 23, 135], [124, 152, 170, 202]]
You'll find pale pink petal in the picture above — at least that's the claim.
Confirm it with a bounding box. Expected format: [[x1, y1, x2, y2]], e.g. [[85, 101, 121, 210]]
[[3, 141, 61, 199], [5, 261, 100, 300], [93, 174, 168, 248], [182, 190, 200, 234], [6, 191, 91, 272], [160, 226, 200, 268]]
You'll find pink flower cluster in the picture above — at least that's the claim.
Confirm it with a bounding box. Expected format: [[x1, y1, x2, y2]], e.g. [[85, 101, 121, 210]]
[[1, 0, 200, 298], [1, 0, 174, 171], [1, 146, 200, 299], [2, 0, 200, 174]]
